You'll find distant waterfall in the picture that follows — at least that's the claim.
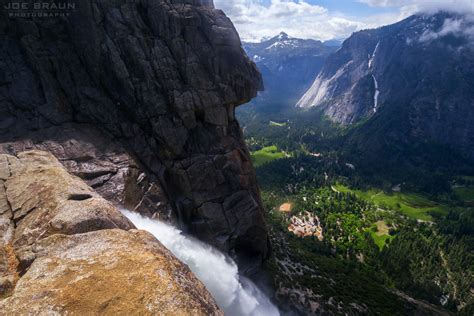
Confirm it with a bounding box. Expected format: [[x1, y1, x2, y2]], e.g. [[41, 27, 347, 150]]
[[121, 210, 280, 316], [369, 41, 381, 113], [372, 74, 380, 112]]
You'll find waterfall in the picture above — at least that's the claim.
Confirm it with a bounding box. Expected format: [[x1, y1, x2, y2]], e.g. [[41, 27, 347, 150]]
[[369, 41, 381, 113], [372, 74, 380, 113], [121, 210, 280, 316], [368, 41, 380, 69]]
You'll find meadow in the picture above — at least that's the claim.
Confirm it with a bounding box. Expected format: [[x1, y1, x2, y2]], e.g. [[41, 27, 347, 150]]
[[333, 184, 449, 221], [251, 145, 286, 167]]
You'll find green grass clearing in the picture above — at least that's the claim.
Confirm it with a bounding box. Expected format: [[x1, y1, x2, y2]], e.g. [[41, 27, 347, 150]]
[[368, 221, 394, 250], [334, 184, 449, 221], [370, 231, 394, 250], [251, 145, 286, 168]]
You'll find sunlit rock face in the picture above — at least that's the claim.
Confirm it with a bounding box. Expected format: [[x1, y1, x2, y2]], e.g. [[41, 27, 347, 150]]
[[0, 150, 222, 314], [0, 0, 269, 271]]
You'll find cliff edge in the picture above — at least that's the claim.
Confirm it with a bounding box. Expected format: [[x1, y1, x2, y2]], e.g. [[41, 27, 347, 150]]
[[0, 0, 268, 271], [0, 150, 222, 314]]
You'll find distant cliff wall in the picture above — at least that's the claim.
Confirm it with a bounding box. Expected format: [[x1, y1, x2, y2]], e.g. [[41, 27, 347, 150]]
[[297, 13, 474, 161]]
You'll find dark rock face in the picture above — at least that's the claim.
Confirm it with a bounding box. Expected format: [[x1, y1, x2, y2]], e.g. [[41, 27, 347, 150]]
[[0, 0, 268, 271], [297, 12, 474, 160]]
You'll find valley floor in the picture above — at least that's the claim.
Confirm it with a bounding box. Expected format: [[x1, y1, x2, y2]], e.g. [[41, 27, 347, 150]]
[[240, 114, 474, 314]]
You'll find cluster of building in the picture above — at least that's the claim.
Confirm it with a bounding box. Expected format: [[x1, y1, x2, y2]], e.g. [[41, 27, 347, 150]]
[[288, 211, 323, 240]]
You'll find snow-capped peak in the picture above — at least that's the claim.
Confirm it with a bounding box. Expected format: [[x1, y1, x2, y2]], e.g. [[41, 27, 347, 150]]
[[278, 32, 290, 40]]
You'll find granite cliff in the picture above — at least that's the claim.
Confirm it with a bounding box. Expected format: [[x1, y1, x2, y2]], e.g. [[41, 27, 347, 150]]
[[0, 0, 269, 273], [297, 12, 474, 162]]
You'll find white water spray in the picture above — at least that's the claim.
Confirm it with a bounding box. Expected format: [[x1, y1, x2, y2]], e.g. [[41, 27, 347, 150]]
[[368, 41, 380, 69], [372, 74, 380, 113], [121, 210, 280, 316]]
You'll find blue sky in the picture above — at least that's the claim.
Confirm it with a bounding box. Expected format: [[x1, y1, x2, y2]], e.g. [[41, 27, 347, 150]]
[[213, 0, 474, 42], [308, 0, 395, 16]]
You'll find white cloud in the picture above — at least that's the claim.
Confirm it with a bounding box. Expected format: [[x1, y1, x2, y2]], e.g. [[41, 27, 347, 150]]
[[214, 0, 474, 43], [419, 16, 474, 42], [214, 0, 392, 42], [360, 0, 474, 15]]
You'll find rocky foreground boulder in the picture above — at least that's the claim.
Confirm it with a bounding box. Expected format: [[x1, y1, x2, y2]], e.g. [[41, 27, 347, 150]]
[[0, 150, 222, 314], [0, 0, 268, 272]]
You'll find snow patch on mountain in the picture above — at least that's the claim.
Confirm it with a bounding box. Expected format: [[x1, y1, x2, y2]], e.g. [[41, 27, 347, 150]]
[[265, 40, 299, 50], [277, 32, 290, 40]]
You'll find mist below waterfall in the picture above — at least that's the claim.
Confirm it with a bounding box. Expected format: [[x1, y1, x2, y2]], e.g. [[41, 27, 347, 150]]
[[121, 210, 280, 316]]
